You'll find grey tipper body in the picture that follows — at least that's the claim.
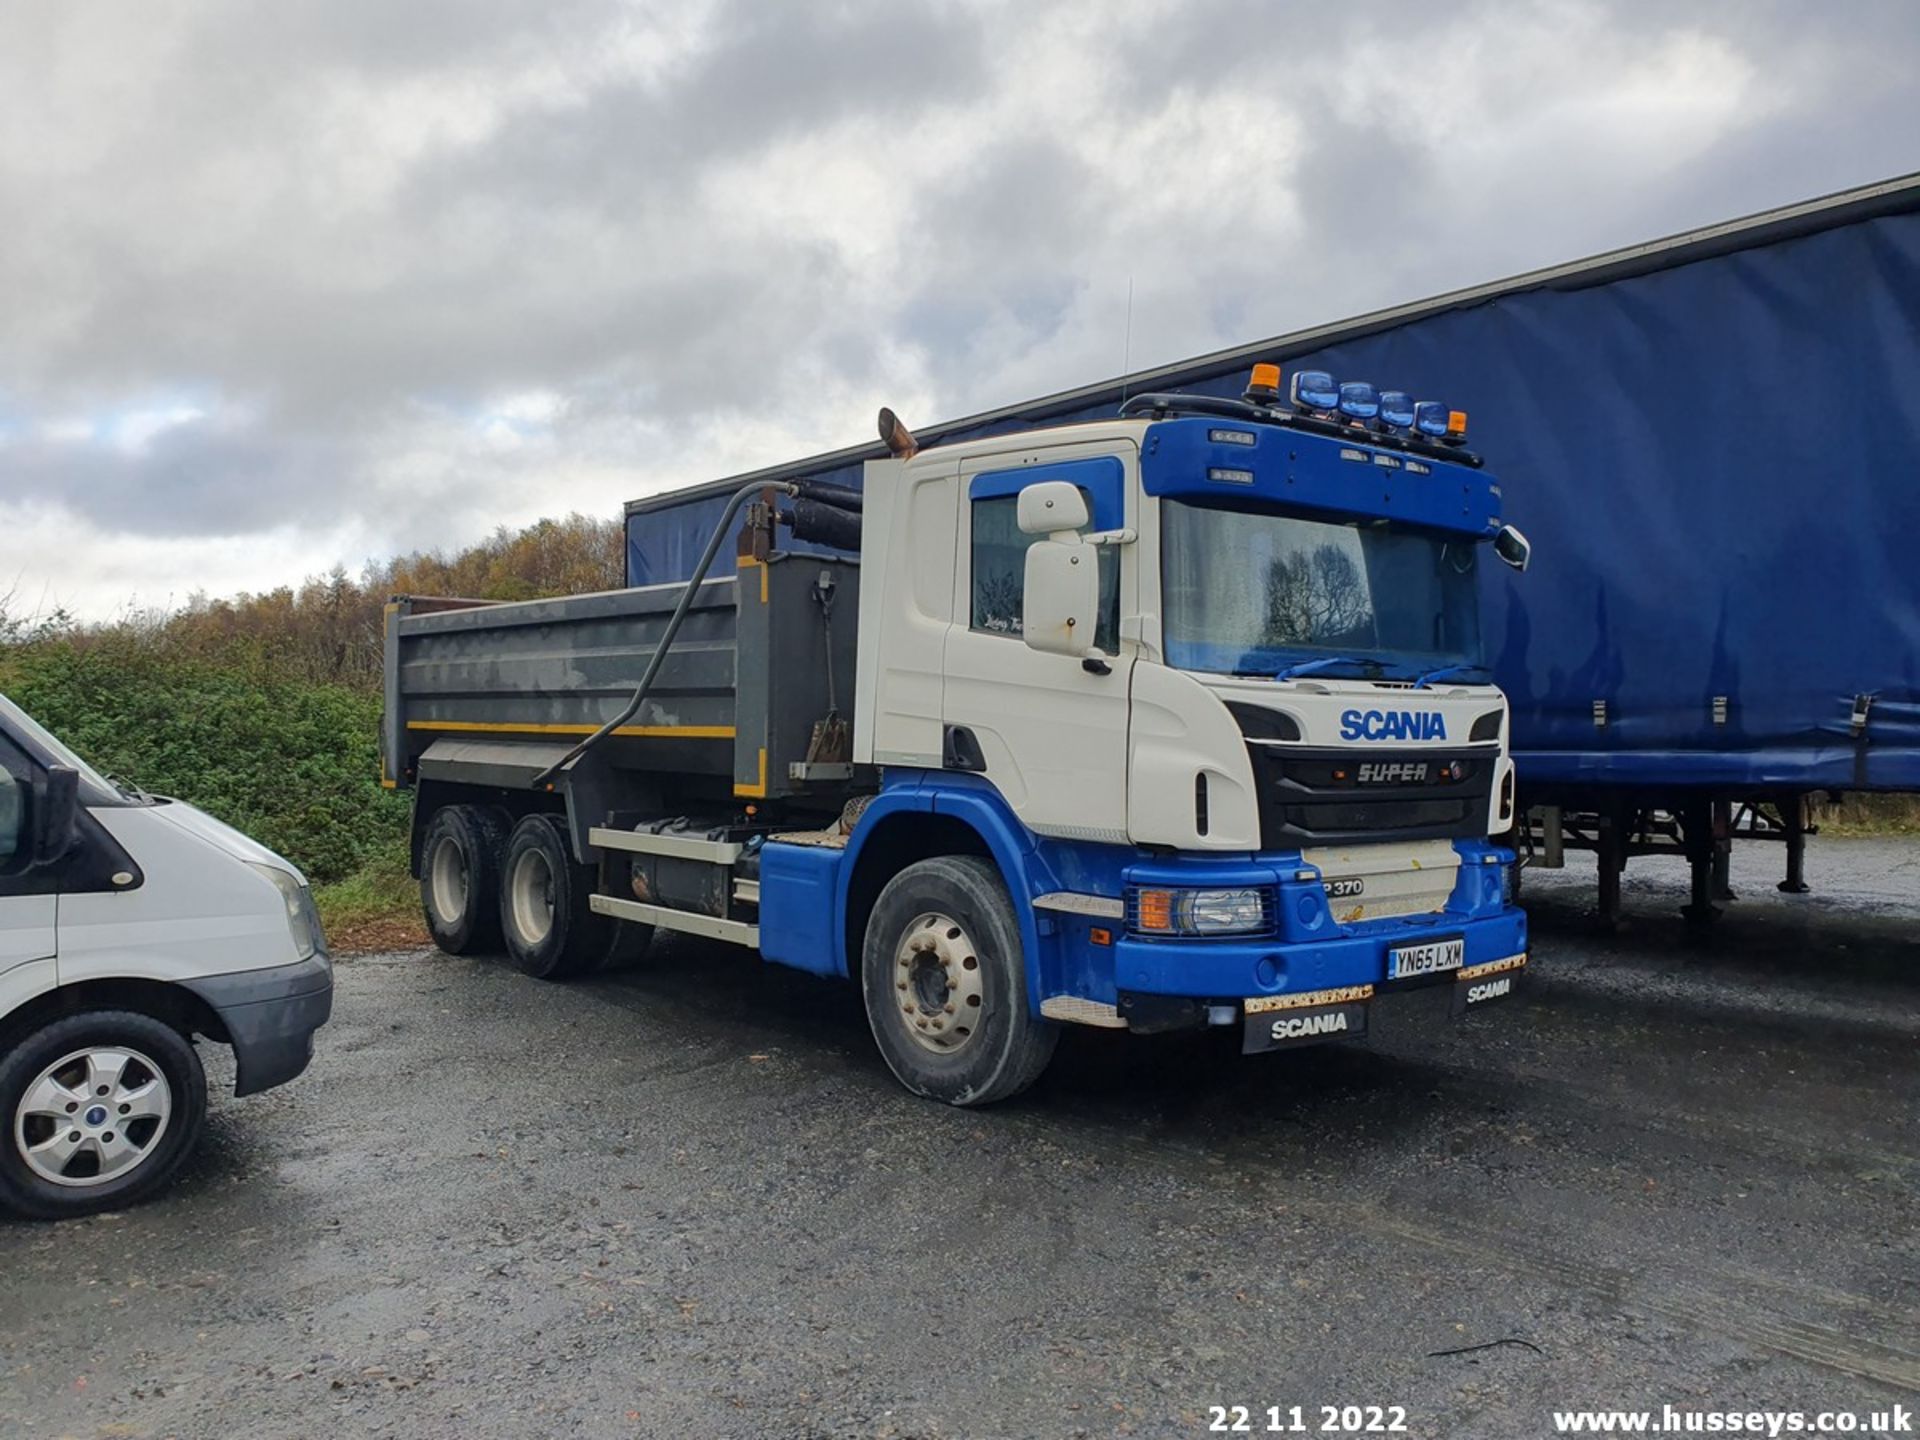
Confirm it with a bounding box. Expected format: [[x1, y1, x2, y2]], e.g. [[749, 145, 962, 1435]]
[[384, 555, 864, 855]]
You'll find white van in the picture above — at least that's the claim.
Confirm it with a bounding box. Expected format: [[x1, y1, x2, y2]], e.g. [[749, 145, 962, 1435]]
[[0, 693, 333, 1219]]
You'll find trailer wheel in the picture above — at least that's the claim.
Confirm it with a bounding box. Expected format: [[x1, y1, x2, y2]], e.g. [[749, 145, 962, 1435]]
[[860, 856, 1058, 1106], [420, 805, 508, 954], [499, 815, 642, 979], [0, 1010, 208, 1221]]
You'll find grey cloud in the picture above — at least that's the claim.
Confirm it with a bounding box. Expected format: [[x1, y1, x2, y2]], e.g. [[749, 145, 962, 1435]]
[[424, 0, 990, 211], [3, 421, 351, 537], [2, 0, 1919, 613]]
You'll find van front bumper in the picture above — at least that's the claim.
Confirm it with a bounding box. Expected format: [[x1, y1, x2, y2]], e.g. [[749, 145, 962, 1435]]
[[183, 952, 334, 1096]]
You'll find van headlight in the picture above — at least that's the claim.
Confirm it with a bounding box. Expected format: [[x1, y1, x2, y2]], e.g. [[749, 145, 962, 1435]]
[[249, 863, 325, 961], [1129, 886, 1272, 936]]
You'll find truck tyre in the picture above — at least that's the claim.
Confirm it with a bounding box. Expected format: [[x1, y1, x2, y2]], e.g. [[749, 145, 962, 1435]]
[[499, 814, 645, 979], [861, 856, 1059, 1106], [0, 1010, 209, 1221], [421, 805, 508, 955]]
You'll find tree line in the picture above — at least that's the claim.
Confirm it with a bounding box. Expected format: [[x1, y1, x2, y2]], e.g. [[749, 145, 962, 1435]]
[[2, 512, 625, 692]]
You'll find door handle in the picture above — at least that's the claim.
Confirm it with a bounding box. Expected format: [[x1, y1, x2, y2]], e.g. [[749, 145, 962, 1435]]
[[1081, 658, 1112, 677]]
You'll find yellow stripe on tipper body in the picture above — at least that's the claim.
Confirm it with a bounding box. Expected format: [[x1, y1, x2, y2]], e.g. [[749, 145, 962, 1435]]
[[733, 746, 769, 798], [405, 720, 735, 739], [737, 554, 769, 603]]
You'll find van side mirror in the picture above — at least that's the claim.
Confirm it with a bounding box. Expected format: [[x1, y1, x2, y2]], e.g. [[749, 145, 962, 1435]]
[[1022, 538, 1100, 657], [1493, 524, 1532, 573], [33, 765, 80, 868], [1017, 481, 1090, 535]]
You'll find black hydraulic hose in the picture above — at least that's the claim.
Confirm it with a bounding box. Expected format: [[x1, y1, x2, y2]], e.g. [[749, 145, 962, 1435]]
[[784, 497, 863, 551], [798, 481, 864, 511], [531, 480, 797, 788]]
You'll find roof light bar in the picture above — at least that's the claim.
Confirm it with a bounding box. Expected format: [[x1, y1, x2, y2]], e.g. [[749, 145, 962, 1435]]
[[1290, 369, 1338, 410], [1337, 381, 1379, 421]]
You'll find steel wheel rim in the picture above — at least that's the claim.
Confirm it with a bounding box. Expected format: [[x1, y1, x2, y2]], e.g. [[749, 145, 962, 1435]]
[[428, 835, 468, 923], [14, 1047, 173, 1188], [893, 911, 987, 1054], [509, 847, 556, 946]]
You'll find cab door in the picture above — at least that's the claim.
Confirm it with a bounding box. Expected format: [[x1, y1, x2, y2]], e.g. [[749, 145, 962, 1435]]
[[941, 444, 1136, 843], [0, 736, 57, 971]]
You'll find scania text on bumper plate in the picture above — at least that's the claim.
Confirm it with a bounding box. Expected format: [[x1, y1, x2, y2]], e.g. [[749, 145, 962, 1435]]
[[1242, 984, 1373, 1054], [1450, 953, 1528, 1015]]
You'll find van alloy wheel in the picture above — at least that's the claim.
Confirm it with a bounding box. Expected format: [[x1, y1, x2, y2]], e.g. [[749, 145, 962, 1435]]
[[13, 1047, 173, 1188]]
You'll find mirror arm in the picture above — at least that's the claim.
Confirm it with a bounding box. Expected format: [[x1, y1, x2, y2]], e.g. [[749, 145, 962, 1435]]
[[1084, 528, 1136, 547]]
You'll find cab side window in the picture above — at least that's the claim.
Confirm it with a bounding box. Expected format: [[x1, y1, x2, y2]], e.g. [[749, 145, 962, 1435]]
[[967, 455, 1126, 654]]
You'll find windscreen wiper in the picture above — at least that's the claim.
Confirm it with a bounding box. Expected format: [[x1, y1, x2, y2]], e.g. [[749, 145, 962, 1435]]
[[101, 771, 153, 803], [1410, 662, 1487, 689], [1237, 655, 1384, 683]]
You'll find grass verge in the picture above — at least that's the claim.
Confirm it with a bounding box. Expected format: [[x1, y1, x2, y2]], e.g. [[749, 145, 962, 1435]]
[[1810, 793, 1920, 837], [314, 846, 429, 954]]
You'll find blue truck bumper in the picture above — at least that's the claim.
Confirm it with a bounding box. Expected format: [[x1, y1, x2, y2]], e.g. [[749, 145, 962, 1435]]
[[1112, 904, 1527, 1000], [1111, 904, 1527, 1050]]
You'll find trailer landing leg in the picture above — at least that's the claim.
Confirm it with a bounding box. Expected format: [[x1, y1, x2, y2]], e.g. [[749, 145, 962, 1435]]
[[1710, 800, 1736, 901], [1680, 801, 1721, 927], [1778, 795, 1811, 895], [1597, 810, 1625, 930]]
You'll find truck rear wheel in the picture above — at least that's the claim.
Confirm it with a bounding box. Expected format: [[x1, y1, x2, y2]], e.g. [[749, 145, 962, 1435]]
[[0, 1010, 208, 1221], [860, 856, 1058, 1106], [499, 814, 649, 979], [420, 805, 508, 954]]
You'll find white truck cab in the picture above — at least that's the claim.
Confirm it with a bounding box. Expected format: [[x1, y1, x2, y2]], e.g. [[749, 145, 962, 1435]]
[[0, 693, 332, 1219]]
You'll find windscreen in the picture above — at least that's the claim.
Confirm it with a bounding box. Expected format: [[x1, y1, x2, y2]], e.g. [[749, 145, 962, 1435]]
[[1161, 500, 1483, 678], [0, 693, 131, 805]]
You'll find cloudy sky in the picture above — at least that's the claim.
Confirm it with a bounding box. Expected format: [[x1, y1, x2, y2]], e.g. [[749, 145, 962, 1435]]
[[3, 0, 1917, 619]]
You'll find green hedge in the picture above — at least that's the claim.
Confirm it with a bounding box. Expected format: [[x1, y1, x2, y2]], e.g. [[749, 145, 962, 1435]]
[[0, 642, 409, 886]]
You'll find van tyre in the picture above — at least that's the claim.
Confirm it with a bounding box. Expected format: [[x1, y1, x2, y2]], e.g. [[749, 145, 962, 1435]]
[[500, 814, 645, 979], [421, 805, 508, 954], [861, 856, 1058, 1106], [0, 1010, 208, 1221]]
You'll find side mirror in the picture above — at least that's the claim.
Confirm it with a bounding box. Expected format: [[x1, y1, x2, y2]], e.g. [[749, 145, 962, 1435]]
[[1017, 481, 1090, 536], [1493, 524, 1531, 573], [33, 765, 80, 868], [1022, 539, 1100, 656]]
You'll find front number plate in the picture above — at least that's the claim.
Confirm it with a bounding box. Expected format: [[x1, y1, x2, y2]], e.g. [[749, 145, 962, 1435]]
[[1387, 936, 1465, 980]]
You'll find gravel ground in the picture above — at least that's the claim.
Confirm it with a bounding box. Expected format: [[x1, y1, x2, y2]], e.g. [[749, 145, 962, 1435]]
[[2, 836, 1915, 1440]]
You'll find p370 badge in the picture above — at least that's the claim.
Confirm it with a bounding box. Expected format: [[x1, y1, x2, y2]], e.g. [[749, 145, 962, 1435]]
[[1324, 877, 1365, 898]]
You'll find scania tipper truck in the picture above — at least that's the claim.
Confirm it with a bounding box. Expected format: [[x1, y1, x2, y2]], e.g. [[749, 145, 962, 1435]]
[[382, 365, 1534, 1105]]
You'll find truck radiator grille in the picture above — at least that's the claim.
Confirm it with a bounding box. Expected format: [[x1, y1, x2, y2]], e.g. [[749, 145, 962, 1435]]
[[1247, 744, 1496, 848]]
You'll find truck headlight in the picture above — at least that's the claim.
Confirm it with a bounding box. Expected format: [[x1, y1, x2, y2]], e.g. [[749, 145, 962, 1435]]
[[248, 863, 326, 961], [1129, 887, 1271, 937]]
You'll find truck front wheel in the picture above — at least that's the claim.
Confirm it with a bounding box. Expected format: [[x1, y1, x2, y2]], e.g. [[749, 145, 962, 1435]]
[[860, 856, 1058, 1106], [0, 1010, 209, 1221], [420, 804, 508, 955], [499, 814, 648, 979]]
